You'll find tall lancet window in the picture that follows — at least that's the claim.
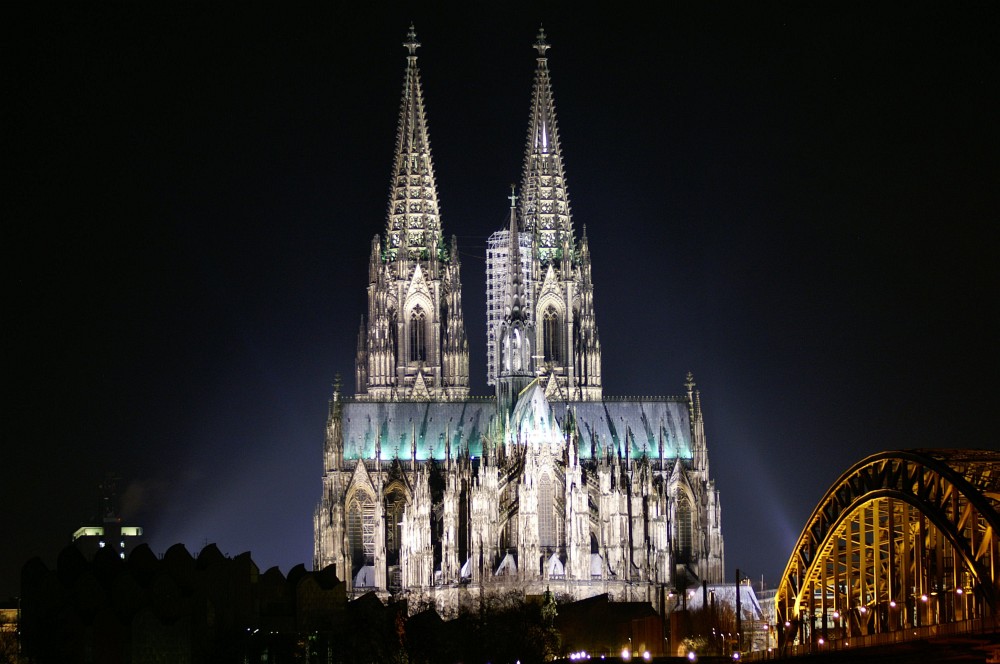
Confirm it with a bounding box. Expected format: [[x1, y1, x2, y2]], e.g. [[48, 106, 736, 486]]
[[676, 494, 693, 562], [409, 307, 426, 362], [511, 328, 522, 372], [389, 310, 398, 359], [385, 487, 407, 566], [539, 473, 555, 550], [543, 307, 560, 363], [348, 493, 375, 576]]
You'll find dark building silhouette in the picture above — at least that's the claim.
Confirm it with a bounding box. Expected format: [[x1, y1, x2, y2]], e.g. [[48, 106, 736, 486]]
[[20, 543, 346, 663], [556, 593, 666, 657]]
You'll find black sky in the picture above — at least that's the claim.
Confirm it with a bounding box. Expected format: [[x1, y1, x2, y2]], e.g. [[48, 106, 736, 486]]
[[6, 3, 998, 599]]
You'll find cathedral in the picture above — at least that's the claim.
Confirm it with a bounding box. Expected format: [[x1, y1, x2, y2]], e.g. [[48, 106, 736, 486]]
[[314, 27, 724, 611]]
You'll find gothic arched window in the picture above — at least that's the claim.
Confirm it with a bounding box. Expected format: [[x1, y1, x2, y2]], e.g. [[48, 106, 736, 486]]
[[409, 307, 426, 362], [543, 306, 560, 363], [388, 309, 398, 360], [385, 487, 407, 566], [539, 473, 555, 550], [347, 493, 376, 577], [511, 328, 522, 372], [676, 494, 693, 562]]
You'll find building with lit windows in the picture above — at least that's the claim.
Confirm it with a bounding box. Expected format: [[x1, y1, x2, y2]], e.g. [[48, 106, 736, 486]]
[[72, 475, 144, 561], [314, 27, 724, 612]]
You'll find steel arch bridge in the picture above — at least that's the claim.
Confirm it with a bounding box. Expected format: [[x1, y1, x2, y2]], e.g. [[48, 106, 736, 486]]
[[776, 449, 1000, 650]]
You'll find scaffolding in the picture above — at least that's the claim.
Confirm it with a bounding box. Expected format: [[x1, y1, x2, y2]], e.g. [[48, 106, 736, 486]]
[[485, 229, 535, 385]]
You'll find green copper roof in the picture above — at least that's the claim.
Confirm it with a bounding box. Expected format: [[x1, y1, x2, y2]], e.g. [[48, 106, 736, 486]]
[[338, 397, 693, 462]]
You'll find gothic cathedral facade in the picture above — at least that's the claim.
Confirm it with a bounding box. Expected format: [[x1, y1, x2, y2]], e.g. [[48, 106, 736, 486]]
[[314, 28, 724, 611]]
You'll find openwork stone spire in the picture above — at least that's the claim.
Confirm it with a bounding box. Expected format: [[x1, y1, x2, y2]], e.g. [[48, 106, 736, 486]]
[[505, 186, 528, 323], [386, 25, 443, 261], [357, 26, 469, 402], [519, 26, 574, 265]]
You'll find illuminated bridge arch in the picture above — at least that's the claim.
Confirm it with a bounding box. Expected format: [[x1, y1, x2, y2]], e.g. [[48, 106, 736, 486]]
[[776, 449, 999, 649]]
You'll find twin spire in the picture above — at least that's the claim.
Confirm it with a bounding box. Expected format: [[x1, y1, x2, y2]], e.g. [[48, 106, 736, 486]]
[[369, 26, 599, 401], [386, 25, 443, 262], [520, 27, 575, 266], [385, 26, 575, 266]]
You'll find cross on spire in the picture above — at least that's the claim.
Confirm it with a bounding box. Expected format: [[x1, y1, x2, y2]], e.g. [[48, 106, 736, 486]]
[[508, 184, 518, 208], [404, 24, 420, 56], [534, 25, 550, 57]]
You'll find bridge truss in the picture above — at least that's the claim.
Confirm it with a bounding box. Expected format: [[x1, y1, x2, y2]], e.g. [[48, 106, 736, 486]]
[[776, 449, 1000, 649]]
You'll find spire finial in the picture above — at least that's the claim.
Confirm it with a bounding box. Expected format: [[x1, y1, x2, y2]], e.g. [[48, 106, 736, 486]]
[[534, 25, 551, 57], [508, 184, 518, 209], [404, 24, 420, 56]]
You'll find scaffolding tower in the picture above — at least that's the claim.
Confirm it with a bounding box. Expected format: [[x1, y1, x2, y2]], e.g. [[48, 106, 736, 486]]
[[485, 229, 535, 385]]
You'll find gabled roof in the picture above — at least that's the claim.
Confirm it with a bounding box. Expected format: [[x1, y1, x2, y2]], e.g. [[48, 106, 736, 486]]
[[511, 379, 559, 436], [685, 583, 765, 620]]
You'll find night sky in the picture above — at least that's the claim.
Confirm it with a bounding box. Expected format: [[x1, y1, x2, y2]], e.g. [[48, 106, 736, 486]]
[[6, 4, 998, 600]]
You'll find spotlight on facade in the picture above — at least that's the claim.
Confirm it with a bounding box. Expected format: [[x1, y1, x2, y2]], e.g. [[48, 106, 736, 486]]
[[687, 651, 697, 662], [621, 648, 631, 661], [643, 651, 651, 661]]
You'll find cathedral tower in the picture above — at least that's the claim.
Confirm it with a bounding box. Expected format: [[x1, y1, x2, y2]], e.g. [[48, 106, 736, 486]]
[[518, 28, 602, 400], [486, 29, 603, 398], [356, 26, 469, 402]]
